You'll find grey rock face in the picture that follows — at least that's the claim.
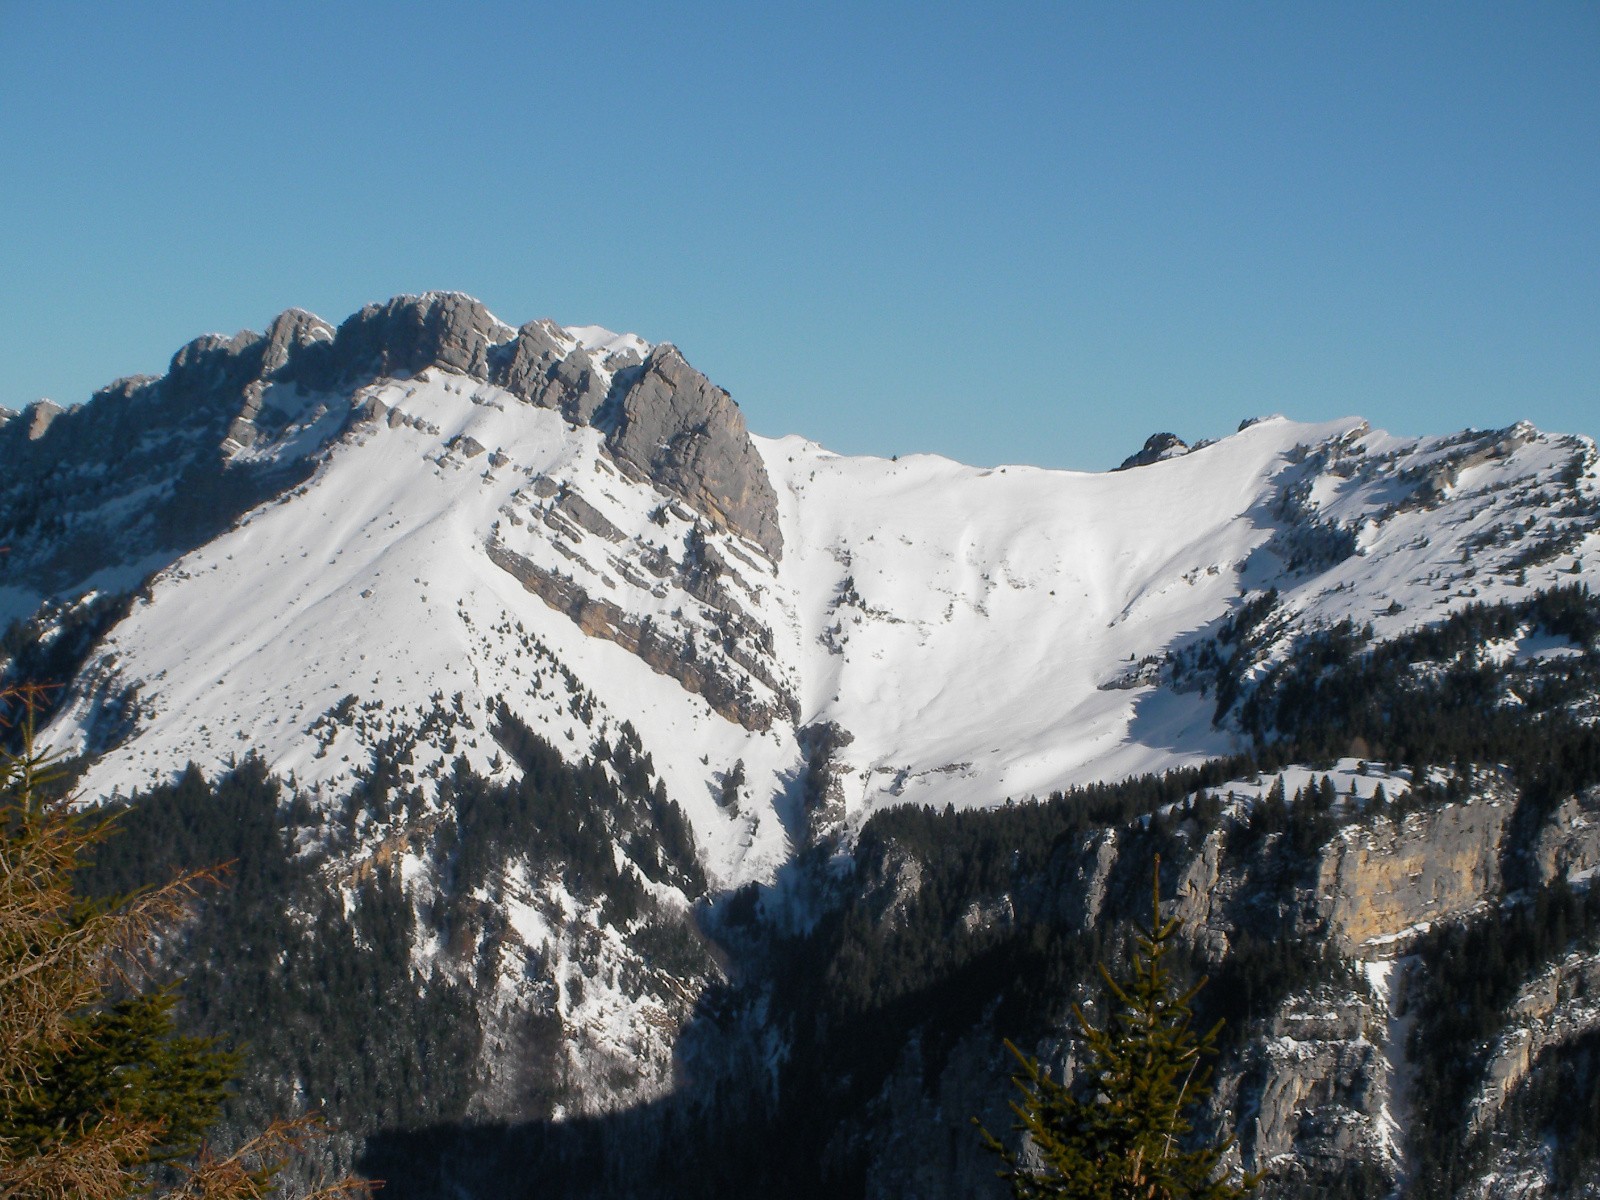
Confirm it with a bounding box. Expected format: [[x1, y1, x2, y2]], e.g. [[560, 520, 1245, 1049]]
[[1169, 828, 1232, 959], [0, 313, 325, 595], [606, 345, 783, 560], [1116, 431, 1189, 470], [860, 847, 926, 931], [164, 328, 268, 406], [492, 318, 566, 401], [1241, 990, 1384, 1169], [492, 319, 616, 424], [191, 292, 506, 397], [1533, 784, 1600, 884], [311, 291, 514, 387], [553, 489, 625, 543], [485, 538, 791, 731], [0, 299, 500, 599], [846, 813, 1408, 1200], [24, 400, 63, 441], [1043, 827, 1118, 931], [1472, 951, 1600, 1134], [270, 297, 780, 566], [797, 721, 853, 840], [5, 292, 783, 593], [259, 308, 334, 376], [0, 292, 790, 741], [91, 375, 161, 405]]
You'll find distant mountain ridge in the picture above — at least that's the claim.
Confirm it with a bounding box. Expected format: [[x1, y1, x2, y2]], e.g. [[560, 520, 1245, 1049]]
[[4, 293, 1593, 874], [4, 293, 1600, 1198]]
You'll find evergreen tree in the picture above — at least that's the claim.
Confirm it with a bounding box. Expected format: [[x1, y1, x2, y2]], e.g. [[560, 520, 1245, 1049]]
[[977, 861, 1258, 1200], [1, 988, 238, 1170], [0, 695, 367, 1199]]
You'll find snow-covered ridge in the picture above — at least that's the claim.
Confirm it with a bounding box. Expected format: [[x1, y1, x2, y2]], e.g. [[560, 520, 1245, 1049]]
[[562, 323, 652, 361], [3, 294, 1595, 891]]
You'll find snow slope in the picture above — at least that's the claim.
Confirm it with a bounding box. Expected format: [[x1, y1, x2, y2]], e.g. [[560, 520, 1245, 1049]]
[[33, 332, 1600, 887], [755, 419, 1356, 814], [43, 365, 802, 886]]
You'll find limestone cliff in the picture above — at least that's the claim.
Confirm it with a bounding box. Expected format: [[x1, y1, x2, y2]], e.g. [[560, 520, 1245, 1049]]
[[1317, 789, 1514, 952]]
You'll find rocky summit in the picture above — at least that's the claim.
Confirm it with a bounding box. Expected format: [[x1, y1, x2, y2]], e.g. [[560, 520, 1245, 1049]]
[[3, 293, 1600, 1198]]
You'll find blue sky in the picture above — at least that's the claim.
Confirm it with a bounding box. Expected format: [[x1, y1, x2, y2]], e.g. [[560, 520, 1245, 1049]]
[[1, 2, 1595, 470]]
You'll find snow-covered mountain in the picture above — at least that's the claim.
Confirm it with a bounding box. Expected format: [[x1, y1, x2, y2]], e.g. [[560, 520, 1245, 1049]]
[[5, 292, 1595, 886], [6, 292, 1600, 1198]]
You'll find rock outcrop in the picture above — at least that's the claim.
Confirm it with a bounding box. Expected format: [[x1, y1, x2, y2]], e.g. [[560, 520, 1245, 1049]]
[[1533, 785, 1600, 885], [0, 291, 784, 617], [491, 318, 625, 424], [24, 399, 63, 441], [259, 307, 334, 376], [295, 296, 781, 560], [1471, 950, 1600, 1134], [1316, 794, 1512, 952], [485, 538, 791, 732], [606, 345, 783, 560], [1116, 431, 1189, 470], [1234, 989, 1384, 1169], [293, 297, 782, 559], [305, 291, 514, 386]]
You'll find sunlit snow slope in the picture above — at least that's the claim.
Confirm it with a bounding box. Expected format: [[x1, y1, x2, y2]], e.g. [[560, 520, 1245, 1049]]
[[18, 297, 1598, 888], [758, 415, 1600, 820]]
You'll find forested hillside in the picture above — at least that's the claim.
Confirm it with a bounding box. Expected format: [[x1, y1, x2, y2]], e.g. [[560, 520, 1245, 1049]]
[[58, 584, 1600, 1198]]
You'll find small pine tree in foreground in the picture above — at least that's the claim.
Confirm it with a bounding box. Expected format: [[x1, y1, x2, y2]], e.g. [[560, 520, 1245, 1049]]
[[977, 859, 1259, 1200], [0, 693, 370, 1199]]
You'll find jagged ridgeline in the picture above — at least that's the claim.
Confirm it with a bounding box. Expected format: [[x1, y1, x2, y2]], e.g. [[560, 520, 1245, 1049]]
[[5, 292, 1600, 1197]]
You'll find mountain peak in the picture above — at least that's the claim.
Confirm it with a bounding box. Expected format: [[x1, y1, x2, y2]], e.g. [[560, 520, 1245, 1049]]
[[6, 298, 1598, 1195], [260, 308, 334, 375], [300, 291, 514, 387], [1116, 431, 1190, 470], [0, 292, 782, 604]]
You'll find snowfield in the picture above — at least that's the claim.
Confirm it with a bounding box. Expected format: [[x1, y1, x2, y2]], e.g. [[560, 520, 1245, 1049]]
[[35, 334, 1600, 888]]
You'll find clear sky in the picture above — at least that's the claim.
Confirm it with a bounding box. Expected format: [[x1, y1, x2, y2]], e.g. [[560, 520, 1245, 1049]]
[[1, 2, 1595, 471]]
